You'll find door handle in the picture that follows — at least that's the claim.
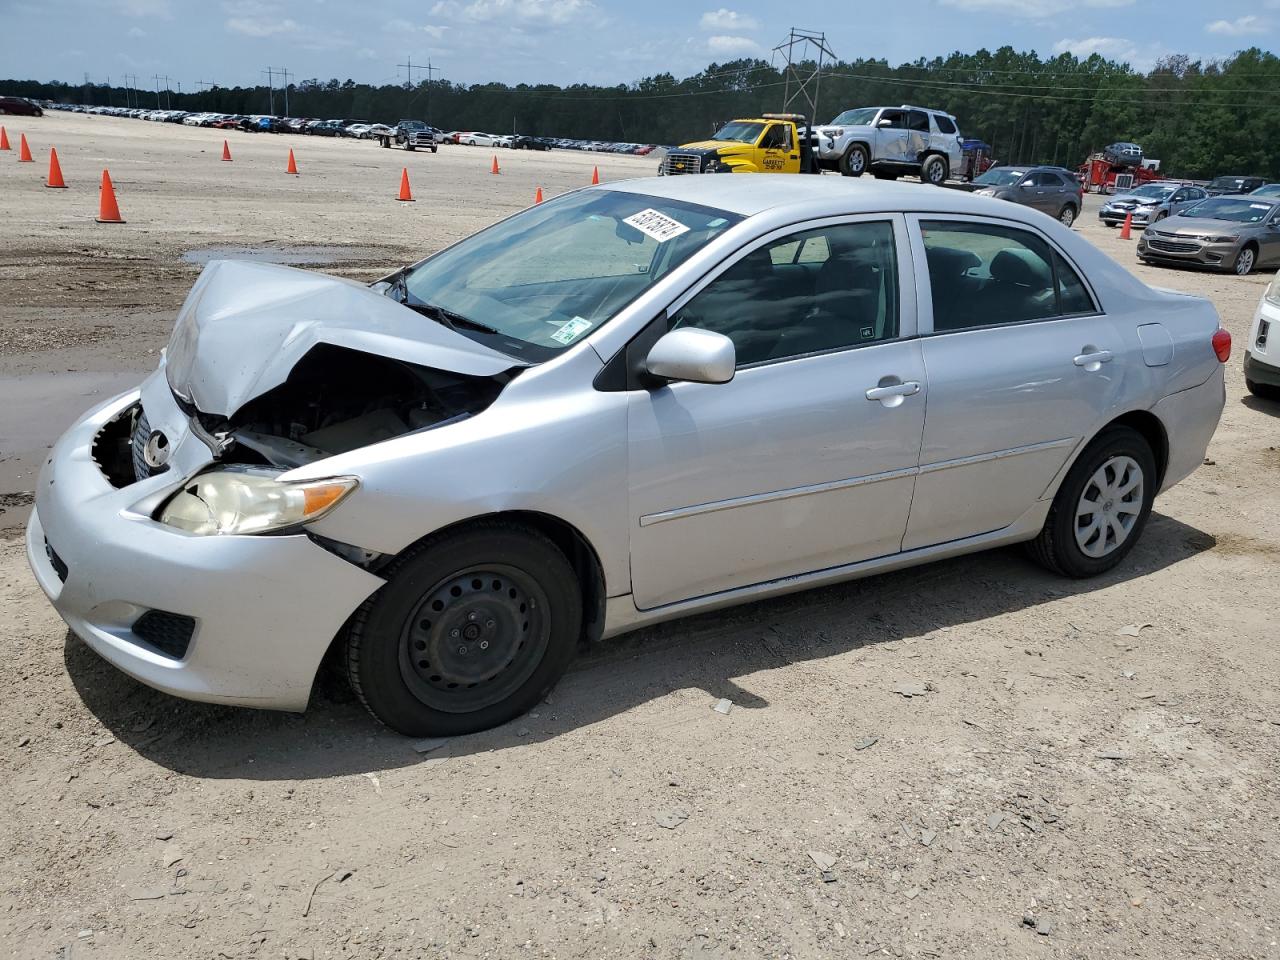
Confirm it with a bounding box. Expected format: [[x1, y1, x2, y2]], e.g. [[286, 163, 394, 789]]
[[865, 380, 921, 406], [1073, 349, 1114, 370]]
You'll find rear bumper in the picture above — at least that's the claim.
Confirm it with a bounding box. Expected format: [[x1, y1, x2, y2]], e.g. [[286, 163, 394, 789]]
[[1245, 350, 1280, 387], [1152, 365, 1226, 493], [26, 383, 383, 711]]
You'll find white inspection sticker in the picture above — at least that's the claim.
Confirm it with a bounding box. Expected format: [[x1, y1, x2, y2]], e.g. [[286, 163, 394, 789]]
[[624, 208, 691, 242], [550, 316, 593, 345]]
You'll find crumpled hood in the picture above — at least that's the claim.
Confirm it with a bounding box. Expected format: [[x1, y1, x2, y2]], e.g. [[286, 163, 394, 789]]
[[166, 259, 523, 417]]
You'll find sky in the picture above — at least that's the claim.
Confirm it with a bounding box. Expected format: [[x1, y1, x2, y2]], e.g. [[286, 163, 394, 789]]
[[1, 0, 1274, 93]]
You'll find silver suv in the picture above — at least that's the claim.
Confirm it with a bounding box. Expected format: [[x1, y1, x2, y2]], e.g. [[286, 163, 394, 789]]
[[812, 105, 964, 185]]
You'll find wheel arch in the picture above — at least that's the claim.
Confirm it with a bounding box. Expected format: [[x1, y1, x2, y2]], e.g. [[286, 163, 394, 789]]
[[1038, 408, 1170, 504]]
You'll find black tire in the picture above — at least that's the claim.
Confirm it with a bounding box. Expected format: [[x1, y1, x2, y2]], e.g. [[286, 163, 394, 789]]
[[839, 143, 868, 178], [922, 154, 948, 186], [431, 144, 438, 153], [346, 522, 582, 737], [1026, 425, 1157, 579], [1153, 211, 1167, 222], [1058, 205, 1077, 228], [405, 144, 415, 152]]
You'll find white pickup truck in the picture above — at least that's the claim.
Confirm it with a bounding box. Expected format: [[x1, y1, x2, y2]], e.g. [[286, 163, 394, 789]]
[[810, 104, 964, 184]]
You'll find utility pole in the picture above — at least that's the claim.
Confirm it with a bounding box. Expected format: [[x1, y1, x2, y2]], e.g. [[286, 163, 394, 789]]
[[772, 27, 836, 129], [397, 56, 440, 121], [152, 73, 163, 108], [123, 73, 137, 107], [262, 67, 276, 115], [278, 68, 291, 115], [196, 79, 217, 90]]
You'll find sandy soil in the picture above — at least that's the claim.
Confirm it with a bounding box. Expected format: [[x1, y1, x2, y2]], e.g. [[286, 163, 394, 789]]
[[1, 111, 1278, 959]]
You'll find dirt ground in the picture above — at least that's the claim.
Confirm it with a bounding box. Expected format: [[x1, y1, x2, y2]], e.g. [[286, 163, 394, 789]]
[[1, 111, 1278, 960]]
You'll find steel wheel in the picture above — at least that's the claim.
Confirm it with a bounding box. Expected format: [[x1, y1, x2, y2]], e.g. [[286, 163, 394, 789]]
[[1234, 246, 1256, 275], [399, 564, 550, 714], [1074, 455, 1144, 558]]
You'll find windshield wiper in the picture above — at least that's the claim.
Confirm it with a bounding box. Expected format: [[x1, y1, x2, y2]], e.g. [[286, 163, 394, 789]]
[[409, 300, 502, 336]]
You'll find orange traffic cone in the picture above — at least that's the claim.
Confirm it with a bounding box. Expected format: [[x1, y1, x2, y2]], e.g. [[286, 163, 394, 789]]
[[534, 186, 543, 204], [591, 165, 599, 185], [491, 155, 500, 175], [286, 148, 298, 175], [45, 147, 66, 188], [1120, 211, 1133, 240], [0, 126, 10, 151], [95, 169, 125, 223], [19, 133, 33, 162], [221, 139, 232, 161], [397, 167, 414, 202]]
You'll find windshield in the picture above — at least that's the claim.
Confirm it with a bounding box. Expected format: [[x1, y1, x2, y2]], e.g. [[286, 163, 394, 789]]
[[1209, 176, 1248, 190], [1127, 184, 1176, 200], [828, 107, 879, 127], [399, 190, 741, 359], [1178, 197, 1277, 223], [1252, 184, 1280, 197], [711, 121, 765, 144], [974, 169, 1026, 187]]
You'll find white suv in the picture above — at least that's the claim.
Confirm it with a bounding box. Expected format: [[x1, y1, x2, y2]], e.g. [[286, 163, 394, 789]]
[[811, 105, 964, 185]]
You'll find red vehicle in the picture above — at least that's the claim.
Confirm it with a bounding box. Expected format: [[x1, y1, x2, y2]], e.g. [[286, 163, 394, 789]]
[[1079, 153, 1163, 194]]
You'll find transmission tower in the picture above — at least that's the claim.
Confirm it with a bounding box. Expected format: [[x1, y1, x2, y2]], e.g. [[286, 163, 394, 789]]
[[772, 27, 836, 126]]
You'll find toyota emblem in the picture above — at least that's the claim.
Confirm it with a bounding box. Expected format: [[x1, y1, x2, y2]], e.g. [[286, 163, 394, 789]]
[[143, 430, 171, 469]]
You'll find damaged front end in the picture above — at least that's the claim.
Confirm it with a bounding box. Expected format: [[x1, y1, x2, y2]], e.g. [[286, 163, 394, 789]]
[[93, 259, 523, 549]]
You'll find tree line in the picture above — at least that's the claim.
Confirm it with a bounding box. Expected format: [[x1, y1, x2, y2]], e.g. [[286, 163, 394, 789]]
[[7, 45, 1280, 179]]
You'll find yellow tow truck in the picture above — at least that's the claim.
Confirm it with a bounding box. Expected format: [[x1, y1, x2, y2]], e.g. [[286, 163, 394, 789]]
[[659, 113, 819, 175]]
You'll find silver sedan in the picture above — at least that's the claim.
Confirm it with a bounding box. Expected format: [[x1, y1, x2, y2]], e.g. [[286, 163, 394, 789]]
[[28, 178, 1230, 736]]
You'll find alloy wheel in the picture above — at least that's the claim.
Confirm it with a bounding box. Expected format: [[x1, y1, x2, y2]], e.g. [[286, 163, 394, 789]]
[[1235, 247, 1255, 275], [1059, 206, 1076, 227], [1074, 455, 1144, 558]]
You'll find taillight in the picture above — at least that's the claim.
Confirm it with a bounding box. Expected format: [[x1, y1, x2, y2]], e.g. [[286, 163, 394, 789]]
[[1212, 328, 1232, 362]]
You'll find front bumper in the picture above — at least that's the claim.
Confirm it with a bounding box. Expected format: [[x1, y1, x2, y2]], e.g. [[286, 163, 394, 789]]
[[1100, 206, 1156, 226], [1136, 233, 1241, 270], [26, 379, 383, 711]]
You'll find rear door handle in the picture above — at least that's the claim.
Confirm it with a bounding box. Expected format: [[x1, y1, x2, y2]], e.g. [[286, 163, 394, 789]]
[[865, 380, 921, 407], [1073, 349, 1114, 369]]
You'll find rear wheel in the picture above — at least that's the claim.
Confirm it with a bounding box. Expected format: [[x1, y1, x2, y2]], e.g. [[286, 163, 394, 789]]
[[922, 154, 948, 186], [1027, 426, 1156, 578], [839, 143, 868, 177], [346, 523, 582, 737], [1058, 205, 1077, 228]]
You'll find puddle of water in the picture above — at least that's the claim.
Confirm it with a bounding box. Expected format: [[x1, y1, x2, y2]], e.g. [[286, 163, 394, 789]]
[[181, 245, 381, 266], [0, 372, 142, 527]]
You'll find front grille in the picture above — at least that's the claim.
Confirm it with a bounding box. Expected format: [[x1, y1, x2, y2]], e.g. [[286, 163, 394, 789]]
[[1147, 237, 1200, 254], [662, 152, 705, 175], [132, 609, 196, 660], [92, 401, 141, 488], [44, 538, 68, 583]]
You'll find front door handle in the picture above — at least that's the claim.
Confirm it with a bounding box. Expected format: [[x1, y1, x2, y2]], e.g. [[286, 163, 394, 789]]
[[865, 379, 921, 407], [1073, 348, 1114, 371]]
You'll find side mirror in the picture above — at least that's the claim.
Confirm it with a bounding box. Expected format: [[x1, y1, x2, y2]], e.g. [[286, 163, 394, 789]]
[[876, 118, 893, 128], [645, 328, 735, 385]]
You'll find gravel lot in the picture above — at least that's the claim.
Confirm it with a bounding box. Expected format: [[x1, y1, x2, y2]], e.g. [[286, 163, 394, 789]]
[[1, 111, 1278, 960]]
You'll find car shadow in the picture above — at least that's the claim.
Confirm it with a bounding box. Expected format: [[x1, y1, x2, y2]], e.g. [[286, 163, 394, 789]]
[[65, 511, 1215, 780], [1241, 394, 1280, 417]]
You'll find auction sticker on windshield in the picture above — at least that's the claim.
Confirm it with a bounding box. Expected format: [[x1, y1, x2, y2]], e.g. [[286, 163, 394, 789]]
[[624, 209, 691, 242], [551, 316, 593, 345]]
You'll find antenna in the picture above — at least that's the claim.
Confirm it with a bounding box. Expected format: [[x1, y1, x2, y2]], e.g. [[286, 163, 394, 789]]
[[772, 27, 836, 127]]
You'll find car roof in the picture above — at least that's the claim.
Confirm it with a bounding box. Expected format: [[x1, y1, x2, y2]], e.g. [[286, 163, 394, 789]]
[[600, 175, 1048, 219]]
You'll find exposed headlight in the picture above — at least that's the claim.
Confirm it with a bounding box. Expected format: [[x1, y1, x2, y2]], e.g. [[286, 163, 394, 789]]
[[158, 466, 358, 535], [1265, 274, 1280, 307]]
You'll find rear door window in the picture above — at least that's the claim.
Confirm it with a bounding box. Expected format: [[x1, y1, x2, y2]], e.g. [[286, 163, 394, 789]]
[[919, 220, 1097, 331], [907, 111, 930, 132], [934, 115, 957, 134]]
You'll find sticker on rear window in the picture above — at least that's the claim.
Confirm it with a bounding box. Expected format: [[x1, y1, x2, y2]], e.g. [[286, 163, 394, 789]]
[[1251, 203, 1271, 210], [623, 209, 691, 242], [551, 316, 593, 345]]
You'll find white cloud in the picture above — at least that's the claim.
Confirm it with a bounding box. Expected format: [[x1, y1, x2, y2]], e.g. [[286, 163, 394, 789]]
[[1053, 35, 1138, 59], [699, 9, 759, 31], [940, 0, 1131, 17], [1205, 15, 1269, 35], [430, 0, 600, 27], [706, 34, 760, 55], [113, 0, 171, 16], [127, 25, 146, 37], [385, 18, 449, 38], [226, 15, 299, 36]]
